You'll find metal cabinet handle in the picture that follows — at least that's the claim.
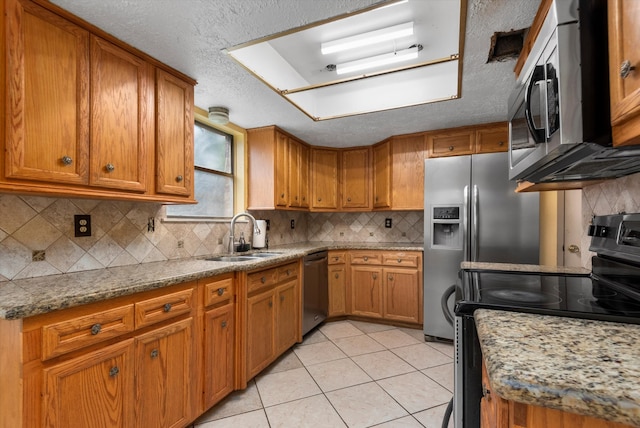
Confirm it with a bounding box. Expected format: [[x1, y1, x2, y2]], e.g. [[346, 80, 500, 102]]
[[61, 156, 73, 165], [163, 303, 172, 312], [498, 141, 504, 146], [281, 193, 285, 198], [388, 275, 394, 281], [217, 287, 225, 296], [286, 269, 291, 276], [221, 320, 227, 328], [318, 197, 322, 202], [176, 175, 183, 182], [109, 366, 119, 377], [621, 60, 636, 79], [90, 323, 102, 335], [150, 349, 159, 359], [105, 163, 115, 172]]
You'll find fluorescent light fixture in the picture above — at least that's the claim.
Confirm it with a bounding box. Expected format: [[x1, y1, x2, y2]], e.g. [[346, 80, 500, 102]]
[[321, 22, 414, 55], [336, 45, 419, 75]]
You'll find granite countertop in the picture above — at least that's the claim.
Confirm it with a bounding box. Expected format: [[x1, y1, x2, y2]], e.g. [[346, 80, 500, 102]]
[[0, 241, 423, 320], [475, 309, 640, 427], [461, 261, 590, 276]]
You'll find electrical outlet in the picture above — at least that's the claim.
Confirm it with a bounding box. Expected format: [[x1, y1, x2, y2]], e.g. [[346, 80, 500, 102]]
[[369, 232, 374, 236], [177, 240, 184, 248], [290, 219, 295, 229], [32, 250, 45, 262], [217, 238, 223, 245], [385, 218, 392, 228], [147, 217, 155, 232], [74, 214, 91, 237]]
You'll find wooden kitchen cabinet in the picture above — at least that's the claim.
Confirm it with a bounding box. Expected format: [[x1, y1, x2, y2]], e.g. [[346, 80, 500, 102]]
[[348, 251, 423, 325], [341, 147, 371, 210], [373, 141, 391, 209], [240, 261, 301, 385], [389, 133, 426, 210], [328, 251, 347, 317], [427, 127, 475, 157], [1, 0, 196, 203], [43, 339, 135, 428], [608, 0, 640, 147], [311, 147, 340, 210], [288, 138, 310, 208], [475, 122, 508, 154], [156, 68, 194, 197]]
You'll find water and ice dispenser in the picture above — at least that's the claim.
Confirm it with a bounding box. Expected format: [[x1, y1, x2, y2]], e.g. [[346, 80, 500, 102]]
[[430, 206, 462, 249]]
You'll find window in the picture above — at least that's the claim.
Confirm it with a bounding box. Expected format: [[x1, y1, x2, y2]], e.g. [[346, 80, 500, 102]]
[[166, 121, 234, 219]]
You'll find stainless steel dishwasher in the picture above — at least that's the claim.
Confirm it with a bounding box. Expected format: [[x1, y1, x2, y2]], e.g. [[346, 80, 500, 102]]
[[302, 251, 328, 335]]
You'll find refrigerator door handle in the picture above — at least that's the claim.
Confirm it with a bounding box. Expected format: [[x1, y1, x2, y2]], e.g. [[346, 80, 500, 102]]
[[463, 185, 469, 261], [473, 185, 479, 261]]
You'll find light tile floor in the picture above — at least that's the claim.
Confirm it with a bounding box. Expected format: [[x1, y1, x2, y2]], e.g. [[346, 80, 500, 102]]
[[192, 320, 454, 428]]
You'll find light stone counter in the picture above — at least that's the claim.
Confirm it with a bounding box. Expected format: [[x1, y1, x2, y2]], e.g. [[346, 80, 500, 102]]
[[461, 261, 590, 275], [0, 241, 423, 320], [475, 309, 640, 427]]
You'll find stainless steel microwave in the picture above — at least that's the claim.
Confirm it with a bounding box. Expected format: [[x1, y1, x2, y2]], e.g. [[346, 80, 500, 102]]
[[508, 0, 640, 183]]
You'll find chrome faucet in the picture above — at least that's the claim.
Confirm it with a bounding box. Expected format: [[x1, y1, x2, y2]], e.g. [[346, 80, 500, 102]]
[[229, 212, 260, 254]]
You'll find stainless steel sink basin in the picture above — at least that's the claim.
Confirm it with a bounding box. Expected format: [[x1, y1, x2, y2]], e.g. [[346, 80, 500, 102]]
[[249, 252, 283, 258], [205, 255, 261, 262]]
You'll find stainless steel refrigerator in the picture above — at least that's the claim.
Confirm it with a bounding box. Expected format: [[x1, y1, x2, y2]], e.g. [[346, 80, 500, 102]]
[[423, 152, 539, 341]]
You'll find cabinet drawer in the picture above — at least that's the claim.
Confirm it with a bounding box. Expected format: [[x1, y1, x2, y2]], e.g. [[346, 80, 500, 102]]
[[135, 288, 195, 329], [476, 125, 508, 154], [277, 262, 298, 282], [204, 276, 234, 307], [328, 252, 346, 265], [247, 268, 278, 293], [382, 253, 420, 268], [349, 252, 382, 265], [42, 304, 135, 360], [429, 132, 475, 157]]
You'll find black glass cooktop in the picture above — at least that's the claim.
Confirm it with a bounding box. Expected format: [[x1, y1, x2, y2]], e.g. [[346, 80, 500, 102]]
[[455, 265, 640, 325]]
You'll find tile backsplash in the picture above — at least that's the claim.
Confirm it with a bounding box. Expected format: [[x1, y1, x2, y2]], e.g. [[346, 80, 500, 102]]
[[0, 195, 423, 281]]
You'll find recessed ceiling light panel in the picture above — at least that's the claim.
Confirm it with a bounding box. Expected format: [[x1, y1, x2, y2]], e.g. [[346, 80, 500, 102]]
[[321, 22, 414, 55]]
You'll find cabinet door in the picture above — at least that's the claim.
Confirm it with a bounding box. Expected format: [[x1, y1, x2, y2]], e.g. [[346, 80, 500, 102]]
[[391, 134, 425, 210], [135, 318, 194, 428], [427, 129, 475, 157], [299, 143, 310, 208], [383, 268, 420, 323], [475, 123, 508, 154], [156, 68, 194, 196], [328, 265, 347, 317], [90, 36, 151, 192], [43, 339, 135, 428], [246, 291, 275, 379], [341, 147, 370, 209], [275, 132, 289, 207], [373, 142, 391, 209], [204, 303, 234, 409], [350, 266, 383, 318], [275, 280, 298, 355], [480, 360, 508, 428], [311, 148, 339, 210], [5, 0, 89, 185], [289, 139, 301, 207], [608, 0, 640, 146]]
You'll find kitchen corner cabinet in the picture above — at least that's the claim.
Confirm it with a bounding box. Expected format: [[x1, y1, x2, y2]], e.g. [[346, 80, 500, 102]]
[[311, 147, 340, 211], [328, 251, 347, 317], [347, 251, 423, 325], [608, 0, 640, 147], [239, 261, 301, 386], [1, 0, 195, 203], [341, 147, 371, 210], [246, 126, 309, 210], [373, 133, 426, 210], [480, 359, 635, 428]]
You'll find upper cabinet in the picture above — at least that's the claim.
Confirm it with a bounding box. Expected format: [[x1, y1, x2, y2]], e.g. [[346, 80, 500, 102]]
[[341, 148, 370, 210], [311, 147, 340, 211], [1, 0, 196, 202], [426, 122, 507, 158], [608, 0, 640, 147]]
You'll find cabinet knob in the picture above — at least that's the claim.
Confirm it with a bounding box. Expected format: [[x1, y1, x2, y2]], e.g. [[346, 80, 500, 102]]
[[163, 303, 172, 312], [217, 287, 225, 296], [281, 193, 285, 198], [150, 349, 159, 359], [388, 275, 394, 281], [372, 273, 377, 280], [109, 366, 120, 377], [448, 146, 454, 151], [221, 320, 227, 328], [498, 141, 504, 146], [268, 300, 273, 308], [302, 196, 306, 201], [347, 197, 352, 202], [364, 256, 368, 261], [335, 273, 339, 279], [620, 60, 636, 79], [295, 196, 298, 200], [286, 269, 291, 276], [482, 383, 491, 398], [397, 258, 402, 263], [318, 197, 322, 202], [176, 175, 183, 182], [90, 323, 102, 335], [105, 163, 115, 172], [61, 156, 73, 166], [261, 276, 266, 283]]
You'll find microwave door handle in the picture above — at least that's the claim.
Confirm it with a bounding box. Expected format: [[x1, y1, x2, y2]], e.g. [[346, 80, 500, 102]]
[[524, 65, 546, 143]]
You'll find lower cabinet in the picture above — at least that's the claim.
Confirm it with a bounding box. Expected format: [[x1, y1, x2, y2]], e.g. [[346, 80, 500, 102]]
[[204, 303, 234, 409], [328, 251, 347, 317], [347, 251, 423, 325]]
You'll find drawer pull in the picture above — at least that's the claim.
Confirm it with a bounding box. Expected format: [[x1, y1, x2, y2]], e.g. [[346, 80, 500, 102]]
[[221, 320, 227, 328], [163, 303, 172, 312], [217, 287, 225, 296], [150, 349, 159, 359], [105, 163, 115, 172], [286, 269, 291, 276], [335, 273, 339, 279], [364, 256, 368, 261], [388, 275, 394, 281], [176, 175, 183, 182], [90, 324, 102, 335], [261, 276, 266, 284], [347, 197, 352, 202], [397, 258, 402, 263], [333, 257, 339, 261], [109, 366, 119, 377], [448, 146, 454, 151], [372, 273, 377, 280], [61, 155, 73, 165]]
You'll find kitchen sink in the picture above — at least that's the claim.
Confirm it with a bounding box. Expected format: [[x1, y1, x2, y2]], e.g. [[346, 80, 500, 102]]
[[249, 252, 283, 258], [205, 255, 261, 262]]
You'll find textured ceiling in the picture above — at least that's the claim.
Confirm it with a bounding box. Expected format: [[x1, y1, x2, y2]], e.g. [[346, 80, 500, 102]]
[[50, 0, 541, 147]]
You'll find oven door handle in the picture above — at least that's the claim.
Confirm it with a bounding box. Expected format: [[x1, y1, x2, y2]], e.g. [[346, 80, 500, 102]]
[[524, 64, 547, 143]]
